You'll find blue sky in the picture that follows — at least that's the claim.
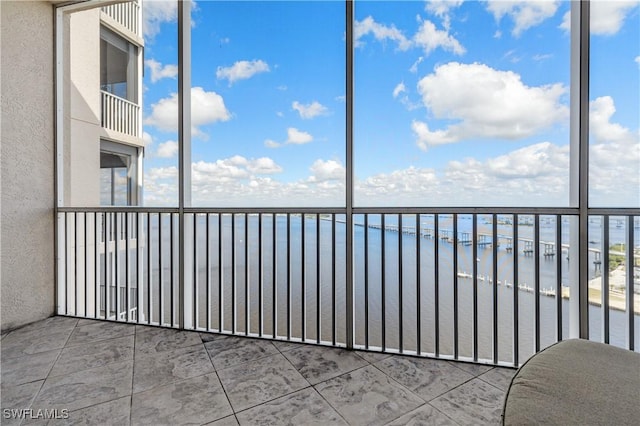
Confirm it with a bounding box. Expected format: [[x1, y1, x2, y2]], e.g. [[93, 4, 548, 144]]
[[140, 0, 639, 207]]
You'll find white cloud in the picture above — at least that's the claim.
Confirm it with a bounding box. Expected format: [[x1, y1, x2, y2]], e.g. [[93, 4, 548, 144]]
[[559, 10, 571, 33], [503, 49, 522, 63], [292, 101, 328, 119], [190, 156, 282, 186], [355, 15, 464, 56], [486, 0, 560, 36], [143, 116, 637, 207], [264, 139, 281, 148], [264, 127, 314, 148], [589, 96, 640, 206], [157, 140, 178, 158], [413, 19, 465, 55], [591, 1, 639, 35], [143, 132, 154, 148], [356, 167, 440, 204], [143, 0, 177, 40], [216, 60, 270, 85], [409, 56, 424, 73], [145, 59, 178, 83], [246, 157, 283, 174], [413, 62, 568, 149], [354, 16, 412, 51], [309, 159, 345, 182], [636, 56, 640, 67], [589, 96, 635, 145], [425, 0, 464, 30], [393, 82, 406, 98], [144, 157, 345, 207], [145, 87, 231, 137], [286, 128, 313, 144], [532, 53, 553, 61], [353, 141, 571, 206]]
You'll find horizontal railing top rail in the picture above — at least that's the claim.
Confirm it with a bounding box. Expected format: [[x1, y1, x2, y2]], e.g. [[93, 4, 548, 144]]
[[56, 206, 640, 216], [100, 90, 140, 109]]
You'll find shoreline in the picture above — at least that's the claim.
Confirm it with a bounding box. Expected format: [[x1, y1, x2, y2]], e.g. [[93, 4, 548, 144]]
[[457, 268, 640, 313]]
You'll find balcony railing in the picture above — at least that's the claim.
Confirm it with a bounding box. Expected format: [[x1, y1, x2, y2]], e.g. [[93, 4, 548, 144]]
[[101, 0, 141, 37], [56, 207, 639, 367], [101, 90, 141, 138]]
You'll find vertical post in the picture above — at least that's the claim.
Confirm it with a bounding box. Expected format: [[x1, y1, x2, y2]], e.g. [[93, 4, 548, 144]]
[[569, 0, 590, 339], [178, 0, 192, 329], [345, 0, 354, 349], [626, 216, 635, 351], [603, 216, 610, 343]]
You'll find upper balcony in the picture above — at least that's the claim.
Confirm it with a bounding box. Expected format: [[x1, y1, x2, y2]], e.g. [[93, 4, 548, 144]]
[[101, 89, 142, 143], [100, 0, 142, 44]]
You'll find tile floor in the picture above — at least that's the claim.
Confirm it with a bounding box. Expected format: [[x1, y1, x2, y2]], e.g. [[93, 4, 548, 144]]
[[1, 316, 516, 425]]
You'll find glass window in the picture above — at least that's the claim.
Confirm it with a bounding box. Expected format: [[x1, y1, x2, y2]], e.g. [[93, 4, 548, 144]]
[[100, 152, 130, 205], [589, 1, 640, 208], [100, 27, 138, 102], [100, 140, 139, 206], [354, 0, 571, 207], [184, 0, 346, 207]]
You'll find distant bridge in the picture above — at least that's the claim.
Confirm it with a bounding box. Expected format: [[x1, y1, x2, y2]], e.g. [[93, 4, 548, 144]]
[[352, 222, 640, 262]]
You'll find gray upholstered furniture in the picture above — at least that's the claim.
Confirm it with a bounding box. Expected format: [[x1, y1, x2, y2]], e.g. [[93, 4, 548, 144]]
[[502, 339, 640, 425]]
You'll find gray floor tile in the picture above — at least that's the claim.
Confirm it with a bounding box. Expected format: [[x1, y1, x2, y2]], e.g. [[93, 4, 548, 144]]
[[1, 328, 74, 360], [0, 381, 44, 426], [281, 345, 368, 385], [1, 349, 60, 387], [386, 403, 458, 426], [355, 351, 392, 364], [315, 365, 425, 426], [199, 332, 223, 343], [204, 335, 279, 370], [447, 361, 494, 376], [373, 356, 475, 401], [1, 317, 515, 425], [33, 360, 133, 412], [236, 387, 348, 426], [49, 335, 134, 377], [76, 318, 106, 327], [217, 353, 309, 412], [134, 327, 202, 355], [131, 373, 232, 426], [271, 340, 303, 353], [133, 343, 214, 393], [478, 367, 516, 391], [18, 317, 79, 335], [204, 415, 239, 426], [65, 321, 134, 347], [56, 396, 131, 426], [430, 378, 505, 425]]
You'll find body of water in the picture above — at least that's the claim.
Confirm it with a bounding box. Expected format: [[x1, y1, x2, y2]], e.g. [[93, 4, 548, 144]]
[[120, 213, 640, 364]]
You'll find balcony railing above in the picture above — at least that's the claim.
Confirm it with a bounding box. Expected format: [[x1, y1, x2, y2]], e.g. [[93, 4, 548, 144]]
[[101, 90, 141, 139], [101, 0, 141, 38]]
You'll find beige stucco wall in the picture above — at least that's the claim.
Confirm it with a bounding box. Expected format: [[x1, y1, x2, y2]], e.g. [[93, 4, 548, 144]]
[[67, 9, 101, 206], [1, 1, 56, 331]]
